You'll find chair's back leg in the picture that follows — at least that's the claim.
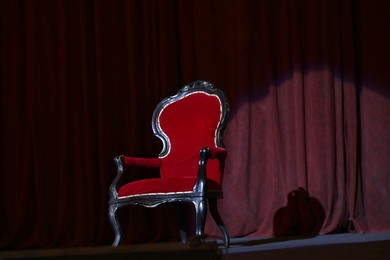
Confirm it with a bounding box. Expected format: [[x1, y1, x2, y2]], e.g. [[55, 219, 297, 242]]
[[176, 204, 188, 243], [209, 198, 230, 248], [108, 204, 122, 246]]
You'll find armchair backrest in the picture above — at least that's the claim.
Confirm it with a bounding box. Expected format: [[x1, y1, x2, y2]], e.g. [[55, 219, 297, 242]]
[[152, 81, 228, 186]]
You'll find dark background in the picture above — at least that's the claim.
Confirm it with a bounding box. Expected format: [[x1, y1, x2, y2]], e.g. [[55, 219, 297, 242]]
[[1, 0, 389, 249]]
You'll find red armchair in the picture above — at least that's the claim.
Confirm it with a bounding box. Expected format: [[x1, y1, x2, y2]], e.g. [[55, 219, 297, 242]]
[[108, 81, 230, 247]]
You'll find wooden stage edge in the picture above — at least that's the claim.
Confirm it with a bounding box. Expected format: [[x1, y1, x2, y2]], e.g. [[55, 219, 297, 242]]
[[0, 242, 220, 260], [2, 233, 390, 260]]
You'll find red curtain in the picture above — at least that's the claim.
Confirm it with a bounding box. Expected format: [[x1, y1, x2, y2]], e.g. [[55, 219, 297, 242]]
[[1, 0, 389, 249]]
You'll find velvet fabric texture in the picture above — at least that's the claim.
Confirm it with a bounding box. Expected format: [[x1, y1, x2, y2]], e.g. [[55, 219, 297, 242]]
[[118, 91, 224, 197], [158, 93, 222, 184], [1, 0, 390, 249], [118, 177, 222, 198]]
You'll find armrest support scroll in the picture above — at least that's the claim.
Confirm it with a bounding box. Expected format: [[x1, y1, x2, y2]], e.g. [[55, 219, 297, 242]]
[[109, 156, 163, 201], [194, 147, 227, 193], [109, 155, 125, 200]]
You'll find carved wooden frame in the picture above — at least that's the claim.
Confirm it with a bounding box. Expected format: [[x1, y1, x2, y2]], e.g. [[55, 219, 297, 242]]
[[108, 81, 230, 247]]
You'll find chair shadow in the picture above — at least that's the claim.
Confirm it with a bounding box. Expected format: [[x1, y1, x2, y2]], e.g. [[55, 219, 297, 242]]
[[272, 187, 326, 237], [227, 187, 325, 248]]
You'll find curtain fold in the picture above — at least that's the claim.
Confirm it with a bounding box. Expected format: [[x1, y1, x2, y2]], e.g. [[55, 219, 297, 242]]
[[0, 0, 389, 249]]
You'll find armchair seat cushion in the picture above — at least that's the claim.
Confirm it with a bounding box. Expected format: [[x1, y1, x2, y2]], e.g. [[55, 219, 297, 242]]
[[117, 177, 222, 198]]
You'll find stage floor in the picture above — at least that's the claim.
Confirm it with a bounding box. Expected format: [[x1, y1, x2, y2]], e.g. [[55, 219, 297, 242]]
[[1, 232, 390, 260], [221, 232, 390, 259]]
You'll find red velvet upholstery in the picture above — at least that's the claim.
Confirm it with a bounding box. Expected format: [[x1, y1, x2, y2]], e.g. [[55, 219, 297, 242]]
[[117, 92, 224, 198], [109, 81, 230, 248], [118, 177, 222, 198]]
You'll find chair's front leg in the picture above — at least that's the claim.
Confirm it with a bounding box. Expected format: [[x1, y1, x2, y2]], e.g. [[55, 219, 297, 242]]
[[193, 198, 207, 241], [209, 198, 230, 248], [108, 204, 122, 247]]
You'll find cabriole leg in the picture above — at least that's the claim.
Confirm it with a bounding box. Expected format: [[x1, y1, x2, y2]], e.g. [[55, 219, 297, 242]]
[[193, 198, 207, 242], [209, 198, 230, 248], [108, 204, 122, 247]]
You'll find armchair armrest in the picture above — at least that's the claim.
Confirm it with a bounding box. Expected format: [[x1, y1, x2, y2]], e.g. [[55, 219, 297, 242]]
[[208, 147, 227, 160], [123, 156, 163, 168], [194, 147, 227, 193], [109, 156, 163, 201]]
